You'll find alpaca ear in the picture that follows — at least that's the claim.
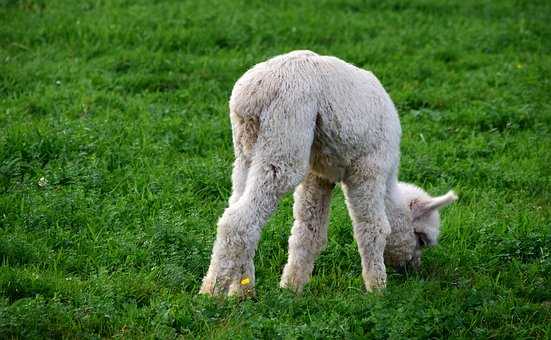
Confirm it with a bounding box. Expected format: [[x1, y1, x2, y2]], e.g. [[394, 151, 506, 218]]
[[426, 191, 458, 210], [410, 191, 457, 220]]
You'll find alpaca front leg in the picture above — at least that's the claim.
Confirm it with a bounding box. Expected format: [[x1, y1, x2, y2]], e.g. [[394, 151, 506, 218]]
[[351, 219, 390, 292], [342, 170, 391, 292], [280, 173, 334, 293]]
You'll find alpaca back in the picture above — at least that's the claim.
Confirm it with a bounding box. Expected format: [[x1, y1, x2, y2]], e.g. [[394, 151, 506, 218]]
[[229, 50, 401, 182]]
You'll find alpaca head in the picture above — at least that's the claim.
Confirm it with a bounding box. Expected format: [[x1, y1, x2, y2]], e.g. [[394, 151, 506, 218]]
[[384, 182, 457, 270]]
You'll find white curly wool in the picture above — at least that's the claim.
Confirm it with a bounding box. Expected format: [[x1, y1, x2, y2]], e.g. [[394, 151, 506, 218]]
[[199, 50, 457, 297]]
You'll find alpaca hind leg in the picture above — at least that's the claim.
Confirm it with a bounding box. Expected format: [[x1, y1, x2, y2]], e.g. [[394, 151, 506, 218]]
[[200, 150, 311, 297], [228, 154, 250, 206], [228, 112, 257, 205], [200, 100, 317, 297]]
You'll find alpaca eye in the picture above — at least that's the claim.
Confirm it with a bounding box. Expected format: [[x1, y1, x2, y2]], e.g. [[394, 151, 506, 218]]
[[414, 231, 428, 248]]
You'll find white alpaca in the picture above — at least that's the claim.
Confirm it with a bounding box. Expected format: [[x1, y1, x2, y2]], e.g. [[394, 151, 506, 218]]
[[200, 50, 457, 297]]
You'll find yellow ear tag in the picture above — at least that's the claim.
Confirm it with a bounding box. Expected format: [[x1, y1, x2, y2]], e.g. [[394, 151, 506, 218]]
[[240, 277, 250, 286]]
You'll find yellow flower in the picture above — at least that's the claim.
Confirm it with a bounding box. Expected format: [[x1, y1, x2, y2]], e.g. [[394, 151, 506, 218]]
[[240, 277, 250, 286]]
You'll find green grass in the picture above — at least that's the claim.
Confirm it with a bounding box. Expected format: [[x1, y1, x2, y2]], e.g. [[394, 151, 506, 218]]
[[1, 0, 550, 338]]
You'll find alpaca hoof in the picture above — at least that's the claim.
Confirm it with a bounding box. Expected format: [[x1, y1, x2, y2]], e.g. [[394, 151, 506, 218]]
[[280, 278, 305, 295], [199, 273, 255, 298], [198, 278, 216, 296], [280, 263, 310, 294], [364, 271, 387, 293], [228, 279, 256, 298]]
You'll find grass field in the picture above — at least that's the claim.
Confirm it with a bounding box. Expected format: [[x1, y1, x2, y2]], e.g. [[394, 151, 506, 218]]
[[1, 0, 550, 338]]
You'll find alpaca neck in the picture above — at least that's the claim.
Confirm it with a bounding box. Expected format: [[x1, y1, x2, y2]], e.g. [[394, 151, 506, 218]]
[[385, 180, 409, 233]]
